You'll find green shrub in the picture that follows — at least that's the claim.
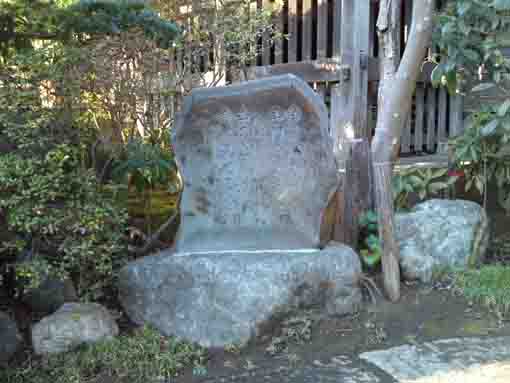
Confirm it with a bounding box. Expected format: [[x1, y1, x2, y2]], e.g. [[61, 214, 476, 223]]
[[0, 144, 128, 298], [0, 325, 208, 383]]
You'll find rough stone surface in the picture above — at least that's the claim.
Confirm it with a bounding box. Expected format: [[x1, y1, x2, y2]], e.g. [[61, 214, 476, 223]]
[[118, 242, 361, 348], [0, 311, 21, 364], [360, 337, 510, 383], [396, 199, 489, 282], [23, 278, 77, 315], [31, 303, 119, 355], [172, 74, 339, 252]]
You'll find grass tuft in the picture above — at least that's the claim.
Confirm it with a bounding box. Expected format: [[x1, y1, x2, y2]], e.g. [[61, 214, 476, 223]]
[[1, 325, 207, 383], [454, 265, 510, 317]]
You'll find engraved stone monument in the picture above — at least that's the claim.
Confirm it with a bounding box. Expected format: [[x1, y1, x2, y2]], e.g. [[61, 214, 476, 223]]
[[118, 75, 362, 348], [173, 74, 339, 252]]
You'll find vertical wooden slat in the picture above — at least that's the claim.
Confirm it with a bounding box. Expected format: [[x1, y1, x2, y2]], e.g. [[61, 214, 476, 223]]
[[274, 0, 285, 64], [342, 139, 374, 248], [317, 0, 328, 59], [438, 87, 448, 142], [330, 0, 355, 154], [250, 1, 259, 66], [449, 93, 465, 137], [262, 0, 272, 65], [356, 0, 370, 139], [302, 0, 313, 60], [332, 0, 342, 58], [401, 110, 412, 154], [426, 86, 437, 152], [330, 84, 347, 162], [340, 0, 353, 57], [414, 84, 425, 153], [288, 0, 298, 62]]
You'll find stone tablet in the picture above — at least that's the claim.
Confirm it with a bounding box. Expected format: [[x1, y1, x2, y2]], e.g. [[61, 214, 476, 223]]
[[172, 74, 339, 252]]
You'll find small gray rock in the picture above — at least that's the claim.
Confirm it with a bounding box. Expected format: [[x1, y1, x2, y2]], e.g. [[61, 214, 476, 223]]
[[23, 278, 77, 315], [118, 242, 361, 348], [396, 199, 489, 282], [0, 311, 21, 364], [31, 303, 119, 355]]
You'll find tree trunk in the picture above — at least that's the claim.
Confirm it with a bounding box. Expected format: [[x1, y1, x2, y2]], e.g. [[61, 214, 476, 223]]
[[373, 0, 434, 302]]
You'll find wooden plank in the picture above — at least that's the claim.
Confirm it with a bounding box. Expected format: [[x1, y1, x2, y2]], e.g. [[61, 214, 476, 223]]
[[449, 93, 465, 137], [248, 54, 391, 83], [246, 58, 342, 82], [274, 0, 285, 64], [250, 0, 260, 66], [340, 139, 374, 247], [262, 0, 272, 65], [288, 0, 298, 62], [414, 84, 425, 153], [332, 0, 342, 58], [355, 0, 370, 139], [317, 0, 328, 59], [438, 87, 448, 142], [302, 0, 313, 60], [330, 84, 348, 162], [426, 86, 437, 152], [401, 109, 412, 154], [340, 0, 354, 57], [396, 154, 449, 169]]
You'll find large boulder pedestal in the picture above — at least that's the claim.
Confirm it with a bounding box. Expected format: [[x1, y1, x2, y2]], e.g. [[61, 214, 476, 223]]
[[118, 75, 361, 347], [118, 243, 361, 348], [396, 199, 489, 283]]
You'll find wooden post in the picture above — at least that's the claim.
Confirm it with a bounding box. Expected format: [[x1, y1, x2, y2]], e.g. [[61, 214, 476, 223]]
[[373, 161, 400, 301], [340, 139, 374, 248]]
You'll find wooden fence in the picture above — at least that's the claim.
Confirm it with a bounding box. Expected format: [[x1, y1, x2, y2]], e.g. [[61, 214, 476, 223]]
[[251, 0, 465, 162], [172, 0, 465, 164]]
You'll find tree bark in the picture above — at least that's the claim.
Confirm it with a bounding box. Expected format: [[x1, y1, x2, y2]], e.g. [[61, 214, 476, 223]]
[[373, 0, 434, 302]]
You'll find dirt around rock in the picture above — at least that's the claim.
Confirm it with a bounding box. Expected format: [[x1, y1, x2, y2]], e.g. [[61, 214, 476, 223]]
[[173, 282, 510, 383]]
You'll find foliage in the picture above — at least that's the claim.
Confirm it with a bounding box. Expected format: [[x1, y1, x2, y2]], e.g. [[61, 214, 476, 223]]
[[434, 0, 510, 211], [392, 167, 457, 210], [0, 0, 179, 60], [0, 147, 128, 298], [454, 266, 510, 318], [0, 325, 208, 383], [154, 0, 285, 91], [358, 210, 382, 269], [113, 138, 179, 193], [0, 37, 129, 298]]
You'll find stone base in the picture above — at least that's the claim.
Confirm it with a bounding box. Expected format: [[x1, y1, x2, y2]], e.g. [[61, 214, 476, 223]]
[[118, 242, 361, 348]]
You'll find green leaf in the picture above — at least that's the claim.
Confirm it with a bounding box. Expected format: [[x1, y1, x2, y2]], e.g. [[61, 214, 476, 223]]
[[498, 99, 510, 117], [481, 119, 499, 136], [432, 168, 448, 178], [431, 65, 444, 87], [428, 182, 449, 193]]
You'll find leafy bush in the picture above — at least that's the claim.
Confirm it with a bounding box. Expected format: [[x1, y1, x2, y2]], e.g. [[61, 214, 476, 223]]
[[434, 0, 510, 211], [0, 43, 129, 299], [358, 210, 382, 269], [0, 143, 128, 298], [393, 167, 457, 210], [449, 104, 510, 211], [0, 325, 207, 383]]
